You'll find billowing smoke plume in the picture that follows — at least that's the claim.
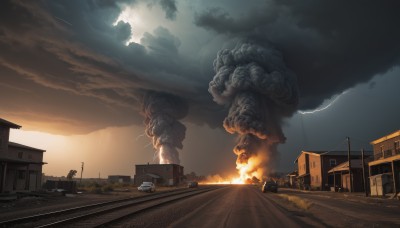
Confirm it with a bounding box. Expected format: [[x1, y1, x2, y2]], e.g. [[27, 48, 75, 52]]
[[141, 91, 188, 164], [209, 42, 298, 177]]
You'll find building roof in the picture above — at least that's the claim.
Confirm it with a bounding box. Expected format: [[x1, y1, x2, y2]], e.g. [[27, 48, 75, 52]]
[[286, 171, 298, 177], [370, 130, 400, 145], [0, 157, 47, 165], [9, 142, 46, 152], [0, 118, 21, 129], [294, 150, 372, 163], [328, 159, 364, 173]]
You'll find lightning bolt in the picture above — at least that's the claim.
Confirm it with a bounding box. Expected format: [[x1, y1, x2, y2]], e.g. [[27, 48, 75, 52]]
[[298, 91, 348, 115]]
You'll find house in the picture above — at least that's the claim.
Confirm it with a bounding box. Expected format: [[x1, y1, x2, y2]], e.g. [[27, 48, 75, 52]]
[[0, 118, 46, 193], [134, 163, 184, 186], [295, 150, 372, 191], [286, 171, 298, 188], [108, 175, 131, 184], [368, 130, 400, 196], [328, 158, 371, 192]]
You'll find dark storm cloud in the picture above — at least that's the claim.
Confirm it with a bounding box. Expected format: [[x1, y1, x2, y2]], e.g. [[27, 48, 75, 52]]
[[159, 0, 178, 20], [114, 21, 132, 43], [2, 0, 400, 137], [0, 0, 216, 134], [195, 0, 400, 110]]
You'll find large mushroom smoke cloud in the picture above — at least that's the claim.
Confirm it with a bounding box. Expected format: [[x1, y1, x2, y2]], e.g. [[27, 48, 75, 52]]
[[209, 42, 298, 177], [140, 91, 188, 164]]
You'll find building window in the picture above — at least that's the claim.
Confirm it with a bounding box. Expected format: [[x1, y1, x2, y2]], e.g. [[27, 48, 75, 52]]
[[380, 145, 384, 154], [18, 170, 25, 179], [329, 159, 336, 167], [18, 152, 23, 159], [316, 175, 319, 183], [311, 176, 314, 182], [395, 141, 400, 154], [312, 161, 316, 168], [28, 154, 33, 160]]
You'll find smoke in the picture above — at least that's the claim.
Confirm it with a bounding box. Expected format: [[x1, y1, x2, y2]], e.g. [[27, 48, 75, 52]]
[[209, 42, 298, 177], [140, 90, 188, 164]]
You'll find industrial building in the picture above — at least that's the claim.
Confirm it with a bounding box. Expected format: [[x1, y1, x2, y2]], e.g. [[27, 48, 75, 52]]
[[134, 163, 184, 186], [0, 118, 46, 193], [369, 130, 400, 196], [108, 175, 131, 184]]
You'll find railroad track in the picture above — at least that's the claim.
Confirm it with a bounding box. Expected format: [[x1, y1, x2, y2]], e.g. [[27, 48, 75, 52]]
[[0, 186, 220, 228]]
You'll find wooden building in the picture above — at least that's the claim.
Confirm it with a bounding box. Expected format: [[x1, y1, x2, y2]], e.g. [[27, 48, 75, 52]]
[[134, 163, 184, 186], [328, 159, 370, 192], [295, 150, 372, 191], [0, 118, 46, 193], [286, 171, 298, 188], [369, 130, 400, 195]]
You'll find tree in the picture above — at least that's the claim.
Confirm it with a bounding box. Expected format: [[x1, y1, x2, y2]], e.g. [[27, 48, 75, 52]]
[[67, 170, 77, 181]]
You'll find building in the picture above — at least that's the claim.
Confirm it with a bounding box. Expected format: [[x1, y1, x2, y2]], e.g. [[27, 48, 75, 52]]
[[286, 171, 298, 188], [134, 163, 184, 186], [368, 130, 400, 196], [0, 118, 46, 193], [328, 159, 370, 192], [108, 175, 131, 184], [295, 150, 372, 191]]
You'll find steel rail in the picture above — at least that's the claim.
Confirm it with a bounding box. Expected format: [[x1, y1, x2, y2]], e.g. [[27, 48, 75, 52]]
[[0, 187, 205, 227], [38, 187, 218, 227]]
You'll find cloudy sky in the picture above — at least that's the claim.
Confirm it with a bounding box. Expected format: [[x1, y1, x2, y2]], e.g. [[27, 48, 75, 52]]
[[1, 0, 400, 178]]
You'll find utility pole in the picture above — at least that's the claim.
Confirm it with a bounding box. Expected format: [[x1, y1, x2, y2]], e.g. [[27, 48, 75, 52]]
[[361, 148, 368, 197], [347, 137, 353, 193], [80, 162, 84, 183]]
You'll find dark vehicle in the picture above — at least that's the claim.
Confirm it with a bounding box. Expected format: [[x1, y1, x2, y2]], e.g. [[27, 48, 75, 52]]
[[187, 181, 198, 188], [262, 181, 278, 193]]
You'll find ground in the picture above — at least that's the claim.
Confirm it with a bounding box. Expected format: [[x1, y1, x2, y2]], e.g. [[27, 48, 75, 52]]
[[0, 185, 399, 227]]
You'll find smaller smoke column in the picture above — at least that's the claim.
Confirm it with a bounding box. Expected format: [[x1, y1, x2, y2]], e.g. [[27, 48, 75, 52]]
[[209, 42, 298, 178], [141, 91, 188, 164]]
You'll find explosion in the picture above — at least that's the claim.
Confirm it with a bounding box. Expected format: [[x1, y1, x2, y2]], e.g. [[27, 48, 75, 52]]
[[140, 90, 188, 164], [209, 42, 298, 182]]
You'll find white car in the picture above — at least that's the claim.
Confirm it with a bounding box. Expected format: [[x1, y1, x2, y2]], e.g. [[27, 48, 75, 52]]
[[138, 182, 156, 192]]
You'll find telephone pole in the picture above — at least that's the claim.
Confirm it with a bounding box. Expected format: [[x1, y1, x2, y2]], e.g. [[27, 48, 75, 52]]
[[347, 137, 353, 192], [80, 162, 84, 183], [361, 148, 368, 197]]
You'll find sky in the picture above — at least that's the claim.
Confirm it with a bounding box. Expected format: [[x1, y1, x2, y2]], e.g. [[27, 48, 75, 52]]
[[1, 0, 400, 178]]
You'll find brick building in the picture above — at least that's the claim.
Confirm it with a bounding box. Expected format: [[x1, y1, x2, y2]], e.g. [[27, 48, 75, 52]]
[[108, 175, 131, 183], [295, 150, 372, 191], [134, 164, 184, 186], [0, 118, 46, 193], [369, 130, 400, 195]]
